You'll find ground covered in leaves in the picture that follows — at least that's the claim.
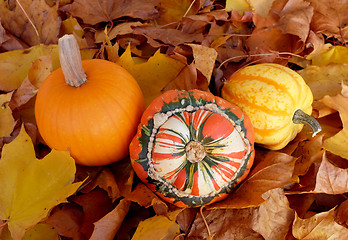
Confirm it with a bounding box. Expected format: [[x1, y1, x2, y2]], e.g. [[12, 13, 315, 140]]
[[0, 0, 348, 239]]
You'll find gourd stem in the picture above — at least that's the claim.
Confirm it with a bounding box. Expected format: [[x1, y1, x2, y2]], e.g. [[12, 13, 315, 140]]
[[292, 109, 322, 137], [58, 34, 87, 87]]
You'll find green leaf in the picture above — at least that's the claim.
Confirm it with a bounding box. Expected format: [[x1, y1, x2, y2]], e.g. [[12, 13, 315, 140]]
[[0, 127, 82, 240]]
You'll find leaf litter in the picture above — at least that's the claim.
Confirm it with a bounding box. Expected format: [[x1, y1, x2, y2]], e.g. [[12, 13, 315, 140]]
[[0, 0, 348, 239]]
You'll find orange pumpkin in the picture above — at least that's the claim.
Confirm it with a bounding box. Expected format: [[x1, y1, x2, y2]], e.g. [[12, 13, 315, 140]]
[[35, 35, 145, 166]]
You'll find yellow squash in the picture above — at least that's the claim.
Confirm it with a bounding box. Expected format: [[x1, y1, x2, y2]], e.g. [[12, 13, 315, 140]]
[[221, 63, 321, 150]]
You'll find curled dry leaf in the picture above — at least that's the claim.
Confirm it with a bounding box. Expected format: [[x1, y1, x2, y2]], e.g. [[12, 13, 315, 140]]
[[61, 0, 160, 25], [251, 188, 295, 240], [0, 0, 60, 46], [186, 208, 263, 240], [209, 151, 298, 209], [125, 183, 162, 208], [334, 200, 348, 228], [314, 152, 348, 194], [188, 44, 217, 82], [308, 0, 348, 43], [89, 199, 131, 240], [293, 208, 348, 239]]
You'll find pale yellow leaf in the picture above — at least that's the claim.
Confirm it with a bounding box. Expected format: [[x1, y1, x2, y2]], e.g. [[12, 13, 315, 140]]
[[307, 45, 348, 66], [225, 0, 251, 13], [0, 127, 83, 240], [131, 209, 182, 240], [117, 46, 186, 105], [299, 64, 348, 100], [249, 0, 276, 17]]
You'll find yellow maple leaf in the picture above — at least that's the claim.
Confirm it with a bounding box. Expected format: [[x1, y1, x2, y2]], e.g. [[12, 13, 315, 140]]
[[117, 46, 186, 106], [0, 127, 83, 240], [131, 209, 182, 240]]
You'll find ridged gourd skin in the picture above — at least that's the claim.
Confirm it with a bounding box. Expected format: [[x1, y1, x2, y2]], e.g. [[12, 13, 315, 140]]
[[130, 89, 255, 207], [35, 59, 145, 166], [221, 63, 313, 150]]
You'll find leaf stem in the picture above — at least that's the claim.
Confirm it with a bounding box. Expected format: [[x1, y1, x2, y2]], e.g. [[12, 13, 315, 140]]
[[58, 35, 87, 87]]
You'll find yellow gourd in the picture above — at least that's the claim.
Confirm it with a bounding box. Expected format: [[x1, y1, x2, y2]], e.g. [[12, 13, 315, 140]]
[[221, 63, 321, 150]]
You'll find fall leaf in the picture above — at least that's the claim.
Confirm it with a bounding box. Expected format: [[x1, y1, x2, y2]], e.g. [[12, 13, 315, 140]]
[[0, 44, 57, 91], [117, 46, 186, 105], [308, 0, 348, 43], [321, 93, 348, 159], [1, 223, 59, 240], [0, 127, 82, 240], [313, 152, 348, 194], [251, 188, 294, 240], [0, 0, 60, 46], [61, 0, 160, 25], [89, 199, 131, 240], [299, 64, 348, 100], [293, 208, 348, 239], [0, 92, 15, 138], [210, 151, 298, 209], [131, 209, 182, 240]]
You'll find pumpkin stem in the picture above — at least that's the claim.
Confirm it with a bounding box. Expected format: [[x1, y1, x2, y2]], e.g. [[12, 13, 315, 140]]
[[186, 141, 206, 163], [292, 109, 322, 137], [58, 34, 87, 87]]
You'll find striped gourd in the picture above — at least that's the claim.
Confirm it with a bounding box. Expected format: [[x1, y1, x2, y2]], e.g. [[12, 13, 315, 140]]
[[221, 63, 321, 150], [129, 89, 255, 207]]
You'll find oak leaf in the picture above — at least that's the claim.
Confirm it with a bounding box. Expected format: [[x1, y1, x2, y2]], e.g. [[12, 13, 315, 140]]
[[0, 127, 82, 240]]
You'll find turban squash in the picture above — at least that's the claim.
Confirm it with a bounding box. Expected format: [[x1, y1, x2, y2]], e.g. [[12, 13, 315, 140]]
[[222, 63, 321, 150], [129, 89, 255, 207], [35, 35, 145, 166]]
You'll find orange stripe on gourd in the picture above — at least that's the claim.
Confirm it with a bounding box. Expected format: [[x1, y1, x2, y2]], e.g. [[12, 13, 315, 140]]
[[222, 63, 321, 150]]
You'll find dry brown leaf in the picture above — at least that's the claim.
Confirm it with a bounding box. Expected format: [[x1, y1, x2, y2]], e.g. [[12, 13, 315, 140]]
[[251, 188, 295, 240], [277, 0, 313, 42], [334, 200, 348, 228], [133, 26, 204, 47], [125, 183, 161, 208], [70, 188, 113, 239], [308, 0, 348, 43], [44, 203, 85, 239], [246, 0, 308, 63], [313, 152, 348, 194], [81, 168, 121, 201], [209, 152, 298, 209], [293, 208, 348, 239], [61, 0, 160, 25], [89, 199, 130, 240], [110, 157, 134, 197], [186, 208, 263, 240], [157, 0, 204, 26], [0, 0, 60, 46], [287, 194, 317, 219]]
